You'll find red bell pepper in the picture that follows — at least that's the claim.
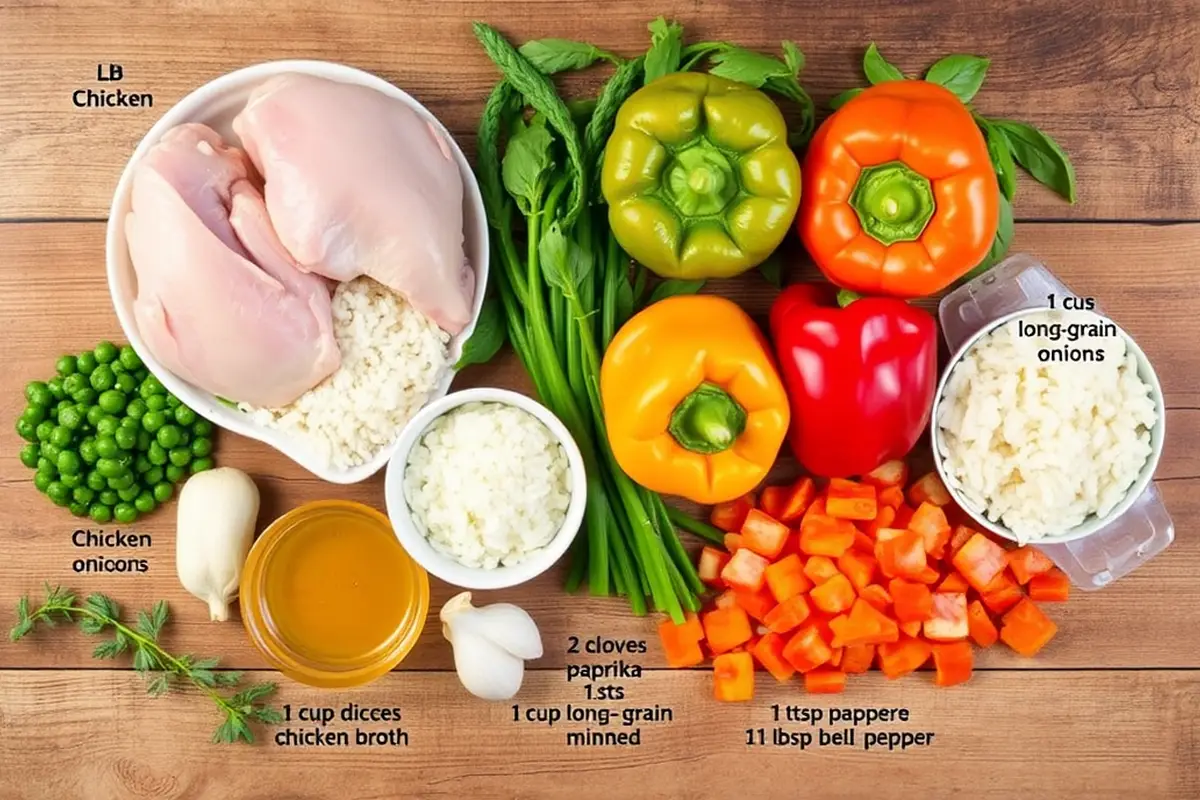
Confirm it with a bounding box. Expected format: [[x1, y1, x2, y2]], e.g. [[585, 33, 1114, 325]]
[[768, 283, 937, 478]]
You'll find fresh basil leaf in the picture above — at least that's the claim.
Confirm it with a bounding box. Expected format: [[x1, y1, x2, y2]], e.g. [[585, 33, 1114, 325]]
[[455, 293, 507, 369], [978, 118, 1017, 201], [830, 87, 863, 110], [781, 40, 805, 75], [645, 17, 684, 82], [964, 194, 1014, 281], [994, 120, 1076, 203], [757, 254, 783, 288], [501, 121, 555, 213], [519, 39, 612, 75], [709, 46, 791, 87], [863, 42, 904, 84], [925, 54, 990, 103], [539, 222, 593, 296], [648, 279, 705, 304]]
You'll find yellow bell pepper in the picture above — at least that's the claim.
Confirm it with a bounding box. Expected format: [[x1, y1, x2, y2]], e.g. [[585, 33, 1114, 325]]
[[600, 295, 789, 504]]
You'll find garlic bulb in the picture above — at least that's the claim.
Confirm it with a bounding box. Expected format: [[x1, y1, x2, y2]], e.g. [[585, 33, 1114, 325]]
[[175, 467, 260, 622], [440, 592, 543, 701]]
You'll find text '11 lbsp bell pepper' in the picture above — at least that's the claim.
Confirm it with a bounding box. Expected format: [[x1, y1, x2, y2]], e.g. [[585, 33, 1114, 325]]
[[769, 284, 937, 478], [601, 294, 789, 505]]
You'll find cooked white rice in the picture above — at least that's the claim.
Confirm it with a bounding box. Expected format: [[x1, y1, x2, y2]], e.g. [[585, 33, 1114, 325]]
[[240, 277, 449, 470], [936, 310, 1157, 541], [403, 401, 571, 569]]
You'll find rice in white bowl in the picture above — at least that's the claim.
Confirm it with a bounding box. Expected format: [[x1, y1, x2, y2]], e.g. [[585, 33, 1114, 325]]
[[936, 310, 1157, 540], [403, 401, 571, 569], [239, 276, 449, 470]]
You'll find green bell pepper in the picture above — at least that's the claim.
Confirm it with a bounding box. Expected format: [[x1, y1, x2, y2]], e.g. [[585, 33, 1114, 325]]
[[601, 72, 801, 280]]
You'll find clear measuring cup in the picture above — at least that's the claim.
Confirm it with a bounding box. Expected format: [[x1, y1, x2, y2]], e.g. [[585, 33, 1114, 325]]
[[934, 253, 1175, 589]]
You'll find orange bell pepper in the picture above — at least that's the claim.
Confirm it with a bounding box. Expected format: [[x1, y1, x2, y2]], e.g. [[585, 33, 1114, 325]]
[[830, 598, 899, 647], [1000, 598, 1058, 657], [967, 600, 999, 648], [803, 555, 841, 585], [924, 592, 969, 641], [863, 504, 897, 539], [876, 530, 927, 580], [702, 606, 753, 654], [752, 632, 797, 682], [936, 571, 971, 594], [825, 478, 878, 521], [713, 589, 738, 610], [837, 550, 877, 591], [696, 546, 730, 587], [948, 524, 976, 556], [907, 471, 953, 507], [840, 643, 876, 674], [759, 485, 787, 521], [877, 638, 932, 679], [898, 619, 922, 638], [601, 295, 790, 504], [889, 579, 934, 623], [858, 584, 893, 613], [801, 496, 827, 527], [952, 532, 1009, 592], [1028, 568, 1070, 602], [909, 502, 951, 557], [723, 532, 744, 553], [804, 668, 847, 694], [810, 573, 857, 614], [777, 477, 816, 523], [720, 548, 770, 592], [800, 514, 857, 557], [932, 641, 974, 687], [710, 493, 755, 532], [980, 570, 1023, 615], [764, 594, 812, 635], [765, 554, 812, 603], [853, 530, 876, 554], [863, 460, 908, 489], [1008, 546, 1056, 585], [878, 484, 906, 511], [783, 624, 834, 672], [734, 585, 778, 622], [713, 651, 755, 701], [658, 614, 706, 668], [741, 509, 791, 559]]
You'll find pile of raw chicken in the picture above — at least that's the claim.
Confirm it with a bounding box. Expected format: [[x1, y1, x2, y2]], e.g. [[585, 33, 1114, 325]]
[[125, 74, 476, 408]]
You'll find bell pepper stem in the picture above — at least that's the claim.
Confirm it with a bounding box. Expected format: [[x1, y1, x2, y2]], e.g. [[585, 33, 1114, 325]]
[[668, 383, 747, 455], [837, 289, 862, 308], [849, 161, 936, 245]]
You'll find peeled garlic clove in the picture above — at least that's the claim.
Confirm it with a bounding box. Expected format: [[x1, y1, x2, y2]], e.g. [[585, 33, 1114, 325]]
[[450, 626, 526, 701], [469, 603, 543, 661]]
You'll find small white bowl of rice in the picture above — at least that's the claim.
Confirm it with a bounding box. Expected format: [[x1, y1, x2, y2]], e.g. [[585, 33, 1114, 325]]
[[932, 307, 1166, 545], [384, 388, 588, 589]]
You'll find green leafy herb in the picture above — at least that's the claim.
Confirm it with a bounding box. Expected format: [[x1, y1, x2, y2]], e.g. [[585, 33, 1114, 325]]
[[757, 253, 784, 288], [644, 17, 684, 82], [582, 56, 646, 185], [540, 222, 595, 296], [863, 42, 904, 84], [966, 194, 1014, 280], [705, 41, 815, 146], [455, 293, 507, 369], [978, 117, 1017, 201], [829, 87, 863, 110], [925, 54, 990, 103], [993, 120, 1077, 202], [648, 279, 705, 304], [11, 585, 280, 744], [519, 39, 617, 74], [501, 120, 555, 214], [781, 41, 805, 75], [708, 46, 792, 86]]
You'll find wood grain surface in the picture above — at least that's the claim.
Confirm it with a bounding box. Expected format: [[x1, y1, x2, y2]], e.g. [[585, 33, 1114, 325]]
[[1, 1, 1197, 797]]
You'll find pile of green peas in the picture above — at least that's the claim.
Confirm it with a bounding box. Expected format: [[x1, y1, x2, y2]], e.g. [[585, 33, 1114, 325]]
[[15, 341, 217, 524]]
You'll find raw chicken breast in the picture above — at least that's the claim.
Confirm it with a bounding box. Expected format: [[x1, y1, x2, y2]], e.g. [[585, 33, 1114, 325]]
[[233, 73, 475, 334], [125, 123, 340, 408]]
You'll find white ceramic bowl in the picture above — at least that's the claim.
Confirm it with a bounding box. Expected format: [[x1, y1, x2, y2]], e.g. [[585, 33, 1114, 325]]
[[931, 307, 1166, 545], [105, 60, 489, 483], [384, 388, 587, 590]]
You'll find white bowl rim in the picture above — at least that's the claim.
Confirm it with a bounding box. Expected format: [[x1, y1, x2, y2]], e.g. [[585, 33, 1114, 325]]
[[104, 59, 489, 484], [384, 388, 588, 590], [931, 305, 1166, 545]]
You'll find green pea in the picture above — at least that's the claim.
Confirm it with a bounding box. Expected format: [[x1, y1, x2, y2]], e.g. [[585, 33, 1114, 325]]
[[119, 346, 142, 371], [86, 470, 107, 491], [190, 437, 213, 458], [89, 365, 115, 392], [125, 398, 147, 420], [40, 443, 61, 463], [78, 437, 96, 462], [89, 503, 113, 523], [36, 456, 55, 475], [110, 360, 126, 375], [61, 473, 83, 489], [132, 454, 150, 473], [120, 415, 141, 431], [21, 405, 46, 426], [35, 421, 54, 442], [170, 405, 195, 426], [113, 503, 137, 524], [84, 406, 102, 427], [152, 482, 174, 503], [144, 466, 165, 486], [95, 437, 119, 459], [33, 472, 53, 493], [27, 383, 53, 409], [68, 502, 89, 517], [157, 425, 182, 449], [96, 457, 124, 478], [168, 446, 191, 467], [98, 489, 119, 506], [94, 341, 119, 364], [136, 430, 152, 451], [77, 351, 98, 375], [107, 473, 135, 491], [72, 486, 95, 505], [71, 388, 97, 406], [19, 443, 40, 469], [60, 406, 84, 431], [115, 372, 138, 394], [145, 394, 167, 412], [56, 450, 81, 476], [98, 390, 127, 416], [190, 457, 214, 474], [114, 427, 137, 451], [54, 399, 71, 416], [63, 374, 86, 396], [115, 452, 134, 471], [142, 411, 166, 433], [148, 442, 168, 466], [48, 425, 70, 448], [166, 464, 187, 483], [47, 481, 70, 506], [118, 485, 140, 502], [47, 377, 66, 400], [139, 375, 165, 397], [166, 394, 182, 409], [56, 355, 78, 376], [192, 420, 213, 437], [16, 418, 37, 442], [178, 431, 190, 447], [96, 416, 119, 437], [134, 493, 156, 514]]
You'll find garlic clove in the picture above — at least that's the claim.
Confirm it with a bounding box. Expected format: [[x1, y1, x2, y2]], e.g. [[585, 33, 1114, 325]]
[[450, 626, 526, 701], [471, 603, 544, 661]]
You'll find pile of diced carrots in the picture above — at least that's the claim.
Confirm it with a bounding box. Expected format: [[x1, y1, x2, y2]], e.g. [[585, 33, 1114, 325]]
[[657, 461, 1070, 700]]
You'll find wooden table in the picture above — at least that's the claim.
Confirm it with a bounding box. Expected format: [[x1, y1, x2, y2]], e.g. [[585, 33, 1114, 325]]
[[1, 1, 1197, 797]]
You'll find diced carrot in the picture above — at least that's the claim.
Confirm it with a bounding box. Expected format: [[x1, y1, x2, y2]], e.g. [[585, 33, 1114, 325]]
[[803, 555, 841, 585], [924, 592, 969, 641], [763, 594, 812, 634], [936, 571, 971, 594], [877, 637, 932, 679], [967, 600, 999, 648], [828, 646, 843, 668], [874, 527, 907, 542], [702, 605, 753, 654], [952, 533, 1009, 592], [980, 570, 1023, 614], [907, 471, 952, 507], [800, 514, 856, 557], [840, 643, 875, 674], [863, 460, 909, 489], [751, 632, 796, 682], [1000, 598, 1058, 657], [909, 502, 951, 558], [804, 668, 847, 694], [741, 509, 791, 560], [876, 530, 927, 580], [782, 624, 834, 672], [658, 613, 705, 668], [889, 579, 934, 623], [932, 641, 974, 687], [878, 485, 906, 510], [837, 550, 877, 591], [859, 584, 893, 612], [801, 496, 827, 527], [913, 565, 941, 585], [777, 477, 816, 523], [734, 585, 778, 622], [713, 651, 755, 701], [864, 504, 897, 539], [1008, 546, 1056, 585], [1028, 568, 1070, 602], [810, 573, 856, 614], [720, 548, 770, 592], [759, 485, 787, 521], [826, 478, 878, 521], [711, 494, 754, 532], [724, 532, 743, 552], [829, 598, 899, 647], [764, 554, 811, 603], [714, 589, 738, 609], [948, 524, 976, 556], [697, 546, 730, 587], [893, 504, 917, 529]]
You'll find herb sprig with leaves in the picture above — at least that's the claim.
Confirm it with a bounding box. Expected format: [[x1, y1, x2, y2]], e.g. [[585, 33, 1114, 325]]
[[11, 585, 282, 744]]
